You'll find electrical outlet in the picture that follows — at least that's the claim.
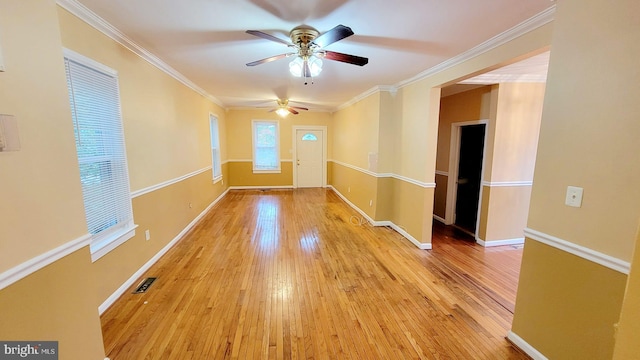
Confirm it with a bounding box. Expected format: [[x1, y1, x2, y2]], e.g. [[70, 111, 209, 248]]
[[369, 200, 373, 207], [348, 186, 351, 193], [565, 186, 583, 208], [189, 202, 193, 208], [145, 229, 150, 241]]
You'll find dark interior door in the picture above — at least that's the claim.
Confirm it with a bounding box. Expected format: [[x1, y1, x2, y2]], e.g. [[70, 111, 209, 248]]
[[455, 124, 486, 233]]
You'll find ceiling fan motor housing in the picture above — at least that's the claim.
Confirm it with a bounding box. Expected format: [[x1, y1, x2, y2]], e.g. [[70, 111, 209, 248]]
[[290, 26, 320, 57]]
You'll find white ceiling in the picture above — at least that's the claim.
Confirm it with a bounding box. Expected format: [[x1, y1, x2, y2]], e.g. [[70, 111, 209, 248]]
[[461, 51, 550, 84], [441, 51, 550, 97], [66, 0, 554, 111]]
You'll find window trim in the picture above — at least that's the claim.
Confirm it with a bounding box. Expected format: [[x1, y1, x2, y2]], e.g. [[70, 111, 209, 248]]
[[209, 113, 223, 183], [251, 120, 281, 174], [64, 48, 137, 262]]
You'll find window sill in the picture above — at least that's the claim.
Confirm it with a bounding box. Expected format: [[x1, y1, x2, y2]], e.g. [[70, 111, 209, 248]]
[[90, 224, 138, 262], [253, 169, 281, 174], [213, 175, 223, 184]]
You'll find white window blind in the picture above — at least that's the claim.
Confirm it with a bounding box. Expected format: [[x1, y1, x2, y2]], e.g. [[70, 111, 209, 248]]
[[64, 50, 135, 259], [252, 120, 280, 172], [209, 114, 222, 180]]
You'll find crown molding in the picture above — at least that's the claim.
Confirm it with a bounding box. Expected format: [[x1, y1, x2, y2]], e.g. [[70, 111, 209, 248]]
[[57, 0, 554, 114], [395, 5, 555, 89], [56, 0, 224, 108], [338, 5, 556, 109], [336, 85, 397, 112], [460, 73, 548, 84]]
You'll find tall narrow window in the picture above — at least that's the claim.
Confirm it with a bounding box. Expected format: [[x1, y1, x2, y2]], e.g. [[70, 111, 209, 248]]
[[64, 49, 135, 261], [252, 120, 280, 173], [209, 114, 222, 181]]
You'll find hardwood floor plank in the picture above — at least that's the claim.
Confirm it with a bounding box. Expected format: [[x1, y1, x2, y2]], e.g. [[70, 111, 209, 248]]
[[101, 189, 527, 359]]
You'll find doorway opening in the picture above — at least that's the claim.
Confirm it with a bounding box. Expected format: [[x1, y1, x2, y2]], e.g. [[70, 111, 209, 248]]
[[453, 123, 486, 234]]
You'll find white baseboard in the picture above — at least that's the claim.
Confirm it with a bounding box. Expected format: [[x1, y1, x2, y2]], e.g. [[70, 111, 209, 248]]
[[507, 331, 548, 360], [388, 222, 432, 250], [99, 189, 229, 315], [476, 237, 525, 247], [328, 186, 432, 250], [433, 214, 446, 224], [228, 185, 293, 190], [328, 185, 376, 224]]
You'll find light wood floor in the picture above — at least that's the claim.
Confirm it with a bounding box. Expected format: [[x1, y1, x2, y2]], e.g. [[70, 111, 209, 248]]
[[101, 189, 527, 359]]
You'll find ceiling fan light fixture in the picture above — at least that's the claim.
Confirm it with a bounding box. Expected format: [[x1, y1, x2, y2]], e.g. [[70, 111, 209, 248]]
[[275, 107, 290, 117], [289, 56, 323, 78]]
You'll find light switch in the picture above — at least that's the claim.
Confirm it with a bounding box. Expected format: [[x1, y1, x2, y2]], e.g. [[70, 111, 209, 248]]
[[565, 186, 583, 208]]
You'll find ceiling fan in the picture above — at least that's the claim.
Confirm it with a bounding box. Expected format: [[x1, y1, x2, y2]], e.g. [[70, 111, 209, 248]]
[[246, 24, 368, 81], [268, 99, 309, 117]]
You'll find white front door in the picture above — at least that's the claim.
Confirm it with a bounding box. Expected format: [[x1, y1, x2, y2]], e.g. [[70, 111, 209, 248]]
[[295, 129, 323, 188]]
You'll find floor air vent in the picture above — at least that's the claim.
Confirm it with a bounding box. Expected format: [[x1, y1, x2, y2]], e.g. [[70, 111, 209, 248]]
[[134, 277, 157, 293]]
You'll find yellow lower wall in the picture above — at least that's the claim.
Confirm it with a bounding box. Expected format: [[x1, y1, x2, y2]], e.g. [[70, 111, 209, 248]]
[[478, 185, 532, 243], [330, 161, 432, 246], [375, 177, 394, 221], [0, 166, 228, 359], [433, 174, 448, 219], [613, 225, 640, 359], [392, 178, 433, 245], [227, 161, 294, 187], [0, 247, 106, 360], [511, 239, 627, 359], [327, 161, 334, 187], [330, 161, 378, 219]]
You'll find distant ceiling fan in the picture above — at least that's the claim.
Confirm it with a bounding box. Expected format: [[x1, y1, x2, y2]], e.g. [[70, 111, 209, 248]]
[[268, 99, 309, 117], [246, 24, 368, 82]]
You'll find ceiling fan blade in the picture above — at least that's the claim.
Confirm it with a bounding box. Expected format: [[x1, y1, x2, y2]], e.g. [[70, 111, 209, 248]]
[[290, 106, 309, 111], [323, 50, 369, 66], [313, 25, 354, 48], [246, 53, 291, 66], [246, 30, 292, 46]]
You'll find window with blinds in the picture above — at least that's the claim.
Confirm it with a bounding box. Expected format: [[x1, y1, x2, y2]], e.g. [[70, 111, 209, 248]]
[[64, 49, 136, 261], [209, 114, 222, 181], [252, 120, 280, 173]]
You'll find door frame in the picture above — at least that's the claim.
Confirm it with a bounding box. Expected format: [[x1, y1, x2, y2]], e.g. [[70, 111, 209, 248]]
[[445, 120, 488, 237], [292, 126, 327, 188]]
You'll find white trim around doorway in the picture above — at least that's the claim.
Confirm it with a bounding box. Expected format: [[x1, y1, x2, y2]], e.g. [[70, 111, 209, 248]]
[[445, 120, 489, 241]]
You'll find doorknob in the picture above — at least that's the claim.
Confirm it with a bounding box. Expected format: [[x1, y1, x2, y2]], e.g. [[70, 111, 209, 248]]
[[457, 178, 469, 185]]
